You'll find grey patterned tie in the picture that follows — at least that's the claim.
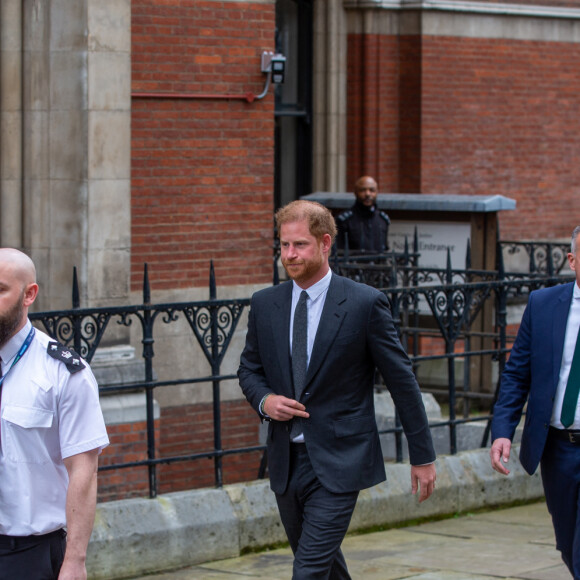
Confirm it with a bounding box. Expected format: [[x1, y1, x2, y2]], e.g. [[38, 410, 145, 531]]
[[290, 291, 308, 438]]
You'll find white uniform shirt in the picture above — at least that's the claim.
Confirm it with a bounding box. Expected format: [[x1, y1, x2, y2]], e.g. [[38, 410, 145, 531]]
[[0, 321, 109, 536], [551, 282, 580, 429]]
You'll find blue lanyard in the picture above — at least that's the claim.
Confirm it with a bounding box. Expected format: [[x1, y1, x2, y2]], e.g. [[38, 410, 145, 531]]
[[0, 327, 35, 388]]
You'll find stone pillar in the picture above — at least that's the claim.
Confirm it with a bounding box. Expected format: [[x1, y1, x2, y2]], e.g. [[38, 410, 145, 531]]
[[0, 0, 24, 248], [313, 0, 348, 193], [0, 0, 131, 312], [86, 0, 132, 307]]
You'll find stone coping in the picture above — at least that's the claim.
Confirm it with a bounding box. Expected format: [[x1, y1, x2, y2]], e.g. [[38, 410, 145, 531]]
[[88, 446, 542, 579], [303, 192, 516, 213]]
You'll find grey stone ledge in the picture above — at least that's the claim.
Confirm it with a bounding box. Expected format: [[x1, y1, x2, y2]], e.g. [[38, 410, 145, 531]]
[[303, 192, 517, 213], [344, 0, 580, 20], [88, 446, 543, 579], [100, 393, 160, 425]]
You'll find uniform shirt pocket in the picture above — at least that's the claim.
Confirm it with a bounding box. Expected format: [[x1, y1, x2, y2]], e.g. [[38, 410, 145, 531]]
[[2, 405, 55, 464]]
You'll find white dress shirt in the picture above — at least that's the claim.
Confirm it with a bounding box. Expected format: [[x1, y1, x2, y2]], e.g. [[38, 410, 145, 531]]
[[289, 268, 332, 366], [551, 282, 580, 429]]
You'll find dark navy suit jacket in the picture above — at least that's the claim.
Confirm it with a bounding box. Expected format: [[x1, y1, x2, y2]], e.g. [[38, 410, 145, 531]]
[[238, 273, 435, 495], [492, 281, 575, 474]]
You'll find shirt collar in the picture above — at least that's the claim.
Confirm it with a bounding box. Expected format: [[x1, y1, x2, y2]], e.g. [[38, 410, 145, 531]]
[[292, 268, 332, 302], [0, 319, 32, 365], [574, 282, 580, 300]]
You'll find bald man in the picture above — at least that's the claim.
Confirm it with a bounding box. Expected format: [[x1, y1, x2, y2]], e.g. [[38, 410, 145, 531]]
[[336, 176, 391, 254], [0, 248, 109, 580]]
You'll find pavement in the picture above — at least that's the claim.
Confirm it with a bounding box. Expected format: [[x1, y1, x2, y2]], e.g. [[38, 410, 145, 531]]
[[128, 500, 571, 580]]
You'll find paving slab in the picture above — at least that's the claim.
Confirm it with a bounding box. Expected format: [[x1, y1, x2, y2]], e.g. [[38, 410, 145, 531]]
[[128, 501, 571, 580]]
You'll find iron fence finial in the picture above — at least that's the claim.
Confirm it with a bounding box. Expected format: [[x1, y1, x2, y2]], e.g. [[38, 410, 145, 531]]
[[72, 267, 80, 309], [209, 260, 216, 300], [465, 239, 472, 270], [143, 263, 151, 304], [446, 248, 452, 284]]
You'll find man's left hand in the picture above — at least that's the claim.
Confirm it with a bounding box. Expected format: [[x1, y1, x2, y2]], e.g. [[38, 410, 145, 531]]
[[411, 463, 436, 502]]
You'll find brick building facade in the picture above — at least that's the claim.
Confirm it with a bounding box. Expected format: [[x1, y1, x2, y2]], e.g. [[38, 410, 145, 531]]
[[346, 3, 580, 242], [131, 1, 276, 292]]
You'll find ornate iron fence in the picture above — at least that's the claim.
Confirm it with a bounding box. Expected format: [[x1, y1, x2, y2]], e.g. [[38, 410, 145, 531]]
[[498, 239, 571, 276], [30, 263, 251, 498], [29, 241, 574, 498]]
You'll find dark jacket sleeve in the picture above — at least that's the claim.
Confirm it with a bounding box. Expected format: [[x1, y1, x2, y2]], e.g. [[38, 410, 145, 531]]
[[368, 292, 436, 466], [491, 298, 533, 442], [237, 295, 273, 416]]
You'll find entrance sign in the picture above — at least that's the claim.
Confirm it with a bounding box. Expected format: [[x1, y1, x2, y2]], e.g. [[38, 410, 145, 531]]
[[389, 221, 471, 270]]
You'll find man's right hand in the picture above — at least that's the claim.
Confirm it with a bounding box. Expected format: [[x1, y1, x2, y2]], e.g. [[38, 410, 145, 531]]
[[263, 395, 309, 422], [490, 437, 512, 475]]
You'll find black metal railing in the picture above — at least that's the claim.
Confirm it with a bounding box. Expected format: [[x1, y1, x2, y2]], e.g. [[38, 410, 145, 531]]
[[28, 240, 574, 498], [30, 262, 251, 498], [498, 239, 570, 276]]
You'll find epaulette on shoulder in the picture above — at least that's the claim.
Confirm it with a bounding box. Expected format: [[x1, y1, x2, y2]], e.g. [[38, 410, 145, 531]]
[[47, 342, 86, 374], [336, 210, 353, 223], [379, 211, 391, 225]]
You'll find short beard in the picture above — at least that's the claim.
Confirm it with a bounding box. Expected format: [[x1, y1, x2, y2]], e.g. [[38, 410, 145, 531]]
[[282, 254, 324, 286], [0, 292, 25, 348]]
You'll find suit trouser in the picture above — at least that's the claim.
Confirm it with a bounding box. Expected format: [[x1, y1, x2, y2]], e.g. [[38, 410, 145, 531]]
[[275, 443, 359, 580], [0, 529, 66, 580], [541, 431, 580, 579]]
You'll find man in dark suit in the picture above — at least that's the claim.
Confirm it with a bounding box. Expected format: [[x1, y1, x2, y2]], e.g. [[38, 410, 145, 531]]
[[238, 200, 436, 580], [491, 225, 580, 578]]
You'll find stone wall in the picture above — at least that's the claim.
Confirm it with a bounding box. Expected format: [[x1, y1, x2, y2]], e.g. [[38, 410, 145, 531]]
[[0, 0, 131, 311], [87, 446, 544, 579]]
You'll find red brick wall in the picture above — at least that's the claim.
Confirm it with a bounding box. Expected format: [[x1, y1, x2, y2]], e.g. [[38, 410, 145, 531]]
[[98, 400, 262, 502], [157, 401, 262, 494], [421, 35, 580, 241], [98, 420, 160, 502], [347, 30, 580, 241], [398, 34, 422, 194], [131, 1, 276, 291], [347, 33, 400, 192]]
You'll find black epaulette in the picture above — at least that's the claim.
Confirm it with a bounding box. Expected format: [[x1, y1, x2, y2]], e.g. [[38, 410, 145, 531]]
[[47, 342, 86, 374], [379, 211, 391, 225], [336, 210, 353, 223]]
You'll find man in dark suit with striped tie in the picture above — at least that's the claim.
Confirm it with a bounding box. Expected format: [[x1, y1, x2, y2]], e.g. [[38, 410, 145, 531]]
[[238, 200, 436, 580], [491, 225, 580, 578]]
